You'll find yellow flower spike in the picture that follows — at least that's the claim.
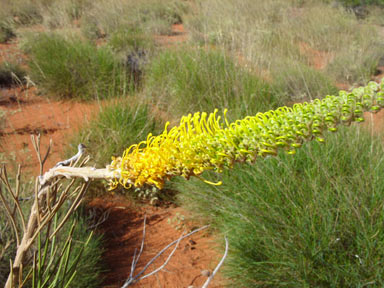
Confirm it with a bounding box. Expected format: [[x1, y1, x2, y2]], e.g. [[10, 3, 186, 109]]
[[112, 82, 383, 190]]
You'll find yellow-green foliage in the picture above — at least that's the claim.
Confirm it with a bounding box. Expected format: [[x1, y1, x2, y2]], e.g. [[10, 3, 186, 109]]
[[108, 80, 384, 189]]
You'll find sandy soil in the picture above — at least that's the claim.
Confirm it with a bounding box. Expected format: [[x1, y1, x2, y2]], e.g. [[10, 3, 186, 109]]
[[89, 196, 225, 288], [0, 87, 101, 174]]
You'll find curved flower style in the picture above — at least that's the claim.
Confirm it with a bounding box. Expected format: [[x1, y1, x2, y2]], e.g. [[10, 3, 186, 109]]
[[108, 80, 384, 189]]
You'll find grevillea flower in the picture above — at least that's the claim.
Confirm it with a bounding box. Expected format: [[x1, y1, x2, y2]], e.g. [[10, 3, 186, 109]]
[[107, 80, 384, 189]]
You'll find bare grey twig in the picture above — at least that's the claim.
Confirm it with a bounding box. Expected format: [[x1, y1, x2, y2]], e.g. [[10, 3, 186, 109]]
[[201, 236, 229, 288], [121, 224, 209, 287], [129, 215, 147, 280], [138, 233, 183, 281]]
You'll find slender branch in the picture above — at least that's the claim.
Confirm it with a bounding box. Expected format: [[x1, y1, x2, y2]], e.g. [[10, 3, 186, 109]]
[[41, 139, 53, 168], [0, 165, 26, 234], [0, 184, 20, 247], [201, 236, 229, 288], [138, 233, 183, 281], [129, 215, 147, 280], [13, 165, 26, 233]]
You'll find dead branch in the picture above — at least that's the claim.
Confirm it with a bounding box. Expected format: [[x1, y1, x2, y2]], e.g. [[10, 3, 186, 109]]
[[38, 166, 118, 187], [121, 223, 209, 288], [3, 137, 93, 288]]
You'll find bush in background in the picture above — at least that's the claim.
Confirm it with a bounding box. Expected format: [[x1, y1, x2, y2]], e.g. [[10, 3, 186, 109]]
[[80, 0, 188, 40], [176, 126, 384, 287], [185, 0, 384, 89], [144, 48, 282, 120], [26, 33, 133, 100], [108, 27, 155, 56], [272, 60, 338, 101]]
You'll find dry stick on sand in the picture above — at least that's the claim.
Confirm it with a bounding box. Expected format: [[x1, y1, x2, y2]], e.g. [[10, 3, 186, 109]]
[[3, 136, 226, 287], [120, 218, 228, 288]]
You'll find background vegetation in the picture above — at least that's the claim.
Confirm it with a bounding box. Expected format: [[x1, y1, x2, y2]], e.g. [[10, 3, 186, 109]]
[[26, 33, 133, 100], [143, 48, 281, 119]]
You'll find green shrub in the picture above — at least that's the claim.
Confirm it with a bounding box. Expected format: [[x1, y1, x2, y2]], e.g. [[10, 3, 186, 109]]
[[0, 62, 26, 87], [176, 126, 384, 287], [144, 48, 282, 119], [27, 33, 133, 100]]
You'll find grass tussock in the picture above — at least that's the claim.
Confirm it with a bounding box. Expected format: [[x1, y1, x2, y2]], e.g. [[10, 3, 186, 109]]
[[144, 47, 282, 119], [1, 0, 91, 28], [58, 212, 104, 288], [2, 0, 43, 26], [26, 33, 133, 100], [176, 126, 384, 287]]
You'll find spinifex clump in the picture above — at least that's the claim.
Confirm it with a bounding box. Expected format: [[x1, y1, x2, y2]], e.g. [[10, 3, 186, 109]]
[[108, 80, 384, 189]]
